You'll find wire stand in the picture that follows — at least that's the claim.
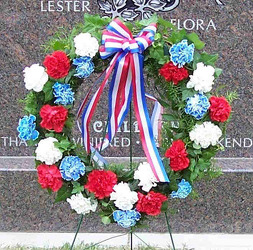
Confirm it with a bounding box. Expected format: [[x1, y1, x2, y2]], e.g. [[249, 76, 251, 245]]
[[165, 212, 176, 250]]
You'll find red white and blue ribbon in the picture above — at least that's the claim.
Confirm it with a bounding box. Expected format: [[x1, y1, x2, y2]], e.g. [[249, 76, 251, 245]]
[[79, 19, 169, 182]]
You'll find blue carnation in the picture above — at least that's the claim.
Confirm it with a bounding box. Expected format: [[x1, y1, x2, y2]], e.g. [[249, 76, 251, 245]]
[[113, 209, 141, 228], [17, 115, 39, 141], [59, 156, 85, 181], [171, 179, 192, 199], [53, 82, 75, 106], [185, 93, 210, 120], [169, 39, 194, 67], [73, 56, 94, 78]]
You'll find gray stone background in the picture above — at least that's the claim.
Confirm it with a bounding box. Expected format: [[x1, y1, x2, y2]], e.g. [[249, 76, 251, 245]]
[[0, 0, 252, 233]]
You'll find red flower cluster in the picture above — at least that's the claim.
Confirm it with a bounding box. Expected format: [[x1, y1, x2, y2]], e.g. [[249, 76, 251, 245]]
[[85, 170, 118, 199], [209, 96, 231, 122], [159, 61, 189, 85], [44, 51, 70, 79], [37, 164, 62, 192], [136, 191, 167, 216], [165, 140, 190, 171], [40, 104, 68, 133]]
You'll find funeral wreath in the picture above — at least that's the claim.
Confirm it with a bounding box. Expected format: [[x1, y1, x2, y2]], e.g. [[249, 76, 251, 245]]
[[18, 14, 236, 229]]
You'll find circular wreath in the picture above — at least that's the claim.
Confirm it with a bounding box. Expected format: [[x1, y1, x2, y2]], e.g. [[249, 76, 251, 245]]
[[18, 14, 235, 229]]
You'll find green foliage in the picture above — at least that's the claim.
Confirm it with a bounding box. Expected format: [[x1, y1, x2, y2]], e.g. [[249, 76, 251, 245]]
[[55, 183, 72, 203], [71, 181, 84, 194]]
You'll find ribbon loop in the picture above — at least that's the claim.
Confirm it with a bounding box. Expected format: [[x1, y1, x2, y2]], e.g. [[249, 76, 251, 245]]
[[81, 19, 169, 183]]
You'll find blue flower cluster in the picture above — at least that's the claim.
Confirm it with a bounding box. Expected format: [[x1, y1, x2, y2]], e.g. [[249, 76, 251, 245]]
[[113, 209, 141, 228], [185, 93, 210, 120], [17, 115, 39, 141], [59, 156, 85, 181], [53, 82, 74, 106], [169, 40, 194, 68], [73, 56, 94, 78], [171, 179, 192, 199]]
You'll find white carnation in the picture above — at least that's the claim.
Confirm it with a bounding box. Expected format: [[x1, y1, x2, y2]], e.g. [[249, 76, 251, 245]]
[[134, 162, 158, 192], [23, 64, 48, 92], [187, 62, 215, 93], [74, 33, 99, 58], [189, 122, 222, 148], [35, 137, 62, 165], [110, 182, 138, 210], [67, 193, 97, 215]]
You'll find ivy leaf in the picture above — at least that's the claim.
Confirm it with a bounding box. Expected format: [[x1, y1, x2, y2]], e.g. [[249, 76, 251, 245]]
[[193, 142, 201, 149], [167, 29, 187, 44], [52, 40, 67, 51], [138, 14, 158, 26], [55, 184, 72, 203], [214, 68, 223, 78], [158, 17, 176, 31], [54, 139, 72, 153], [199, 52, 219, 66], [101, 216, 111, 225], [186, 33, 205, 50], [71, 181, 84, 194]]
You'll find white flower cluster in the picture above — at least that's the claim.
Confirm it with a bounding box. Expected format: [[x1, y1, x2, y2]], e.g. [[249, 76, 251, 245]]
[[23, 64, 48, 92], [187, 62, 215, 93], [35, 137, 62, 165], [67, 193, 97, 215], [110, 182, 138, 210], [189, 122, 222, 148], [74, 33, 99, 58], [134, 162, 157, 192]]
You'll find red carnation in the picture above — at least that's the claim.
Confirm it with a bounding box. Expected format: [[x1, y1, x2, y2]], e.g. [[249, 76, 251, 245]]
[[43, 51, 70, 79], [40, 104, 68, 133], [37, 164, 63, 192], [136, 191, 167, 216], [85, 170, 118, 199], [165, 140, 190, 171], [209, 96, 231, 122], [159, 61, 189, 85]]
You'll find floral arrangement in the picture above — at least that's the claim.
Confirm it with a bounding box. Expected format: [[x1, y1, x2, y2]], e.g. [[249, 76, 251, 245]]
[[18, 14, 236, 229]]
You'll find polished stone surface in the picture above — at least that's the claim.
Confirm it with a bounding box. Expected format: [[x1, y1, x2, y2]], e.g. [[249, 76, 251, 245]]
[[0, 171, 252, 233], [0, 0, 252, 159]]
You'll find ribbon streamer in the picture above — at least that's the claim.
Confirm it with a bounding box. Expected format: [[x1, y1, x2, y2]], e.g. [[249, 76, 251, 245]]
[[81, 18, 169, 182]]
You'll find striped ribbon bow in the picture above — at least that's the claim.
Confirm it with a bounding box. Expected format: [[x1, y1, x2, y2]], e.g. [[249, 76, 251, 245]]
[[80, 18, 169, 182]]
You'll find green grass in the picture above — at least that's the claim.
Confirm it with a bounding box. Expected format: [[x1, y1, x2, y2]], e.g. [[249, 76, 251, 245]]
[[2, 243, 191, 250]]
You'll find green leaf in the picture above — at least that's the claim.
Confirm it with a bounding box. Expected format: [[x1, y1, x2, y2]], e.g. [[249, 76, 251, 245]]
[[138, 14, 158, 26], [189, 158, 196, 172], [55, 184, 72, 203], [158, 17, 176, 31], [52, 40, 67, 51], [186, 33, 205, 50], [43, 81, 54, 102], [101, 216, 111, 225], [168, 29, 187, 44], [71, 181, 84, 194], [199, 52, 219, 66], [101, 201, 110, 207], [214, 68, 223, 78], [182, 89, 195, 101], [163, 114, 177, 121], [193, 143, 201, 149], [65, 68, 76, 84], [161, 200, 169, 213]]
